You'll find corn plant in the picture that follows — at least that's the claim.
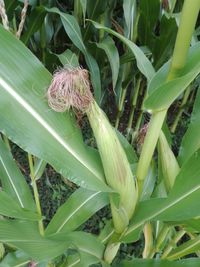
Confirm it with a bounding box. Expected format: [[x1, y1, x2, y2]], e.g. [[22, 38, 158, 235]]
[[1, 0, 200, 266]]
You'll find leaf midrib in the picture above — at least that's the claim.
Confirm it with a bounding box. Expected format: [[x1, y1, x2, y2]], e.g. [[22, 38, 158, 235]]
[[56, 191, 101, 233], [0, 155, 24, 208], [125, 182, 200, 237], [0, 77, 102, 182]]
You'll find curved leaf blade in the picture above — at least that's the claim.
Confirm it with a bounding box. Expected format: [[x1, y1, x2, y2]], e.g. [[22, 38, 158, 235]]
[[47, 8, 102, 102], [0, 250, 30, 267], [51, 232, 104, 261], [45, 188, 109, 235], [167, 235, 200, 260], [0, 220, 69, 261], [0, 138, 35, 210], [0, 25, 109, 192], [21, 7, 46, 45], [0, 191, 39, 220], [123, 0, 136, 39], [145, 43, 200, 111], [0, 220, 104, 262], [56, 49, 79, 67], [121, 258, 200, 267], [90, 20, 155, 81], [123, 149, 200, 242], [96, 36, 120, 89], [179, 86, 200, 165]]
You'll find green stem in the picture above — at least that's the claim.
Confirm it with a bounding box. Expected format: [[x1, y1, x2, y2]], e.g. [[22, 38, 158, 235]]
[[167, 0, 200, 80], [28, 154, 44, 236], [136, 0, 200, 195], [170, 86, 191, 133], [161, 229, 186, 258]]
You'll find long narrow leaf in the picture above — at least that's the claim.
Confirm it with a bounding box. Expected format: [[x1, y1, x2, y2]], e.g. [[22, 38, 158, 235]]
[[0, 250, 30, 267], [121, 258, 200, 267], [167, 234, 200, 260], [122, 149, 200, 242], [90, 20, 155, 81], [0, 220, 104, 262], [96, 36, 120, 89], [0, 191, 39, 220], [179, 85, 200, 165], [21, 7, 46, 45], [0, 25, 109, 192], [145, 43, 200, 111], [0, 220, 68, 261], [0, 139, 35, 210], [47, 8, 102, 102], [45, 188, 109, 235]]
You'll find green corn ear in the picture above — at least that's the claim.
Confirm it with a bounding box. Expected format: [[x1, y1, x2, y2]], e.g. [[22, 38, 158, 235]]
[[47, 67, 138, 233], [158, 131, 180, 192], [87, 101, 138, 233]]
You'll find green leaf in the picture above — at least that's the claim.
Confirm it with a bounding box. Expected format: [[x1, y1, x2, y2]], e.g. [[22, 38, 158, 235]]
[[33, 158, 46, 181], [21, 7, 46, 45], [115, 129, 138, 164], [18, 0, 37, 5], [51, 232, 104, 262], [45, 188, 109, 235], [0, 220, 66, 261], [5, 0, 18, 16], [167, 235, 200, 260], [80, 0, 87, 21], [98, 220, 114, 245], [123, 0, 136, 38], [86, 0, 108, 20], [141, 160, 156, 201], [96, 36, 120, 89], [0, 191, 39, 220], [0, 250, 30, 267], [153, 15, 177, 70], [90, 20, 155, 81], [138, 0, 160, 45], [121, 258, 200, 267], [122, 149, 200, 242], [0, 220, 104, 262], [47, 8, 102, 103], [182, 218, 200, 233], [65, 251, 101, 267], [145, 43, 200, 111], [179, 86, 200, 165], [168, 0, 178, 12], [56, 49, 79, 68], [0, 25, 109, 192], [0, 138, 35, 210]]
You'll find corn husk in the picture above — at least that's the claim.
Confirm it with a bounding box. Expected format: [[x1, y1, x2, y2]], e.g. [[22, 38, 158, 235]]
[[158, 131, 180, 192], [87, 101, 138, 233], [47, 67, 138, 233]]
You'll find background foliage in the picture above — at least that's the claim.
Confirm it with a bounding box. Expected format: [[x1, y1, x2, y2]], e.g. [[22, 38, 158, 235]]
[[0, 0, 200, 266]]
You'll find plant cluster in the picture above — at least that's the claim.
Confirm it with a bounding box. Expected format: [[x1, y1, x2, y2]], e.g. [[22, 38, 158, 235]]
[[0, 0, 200, 266]]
